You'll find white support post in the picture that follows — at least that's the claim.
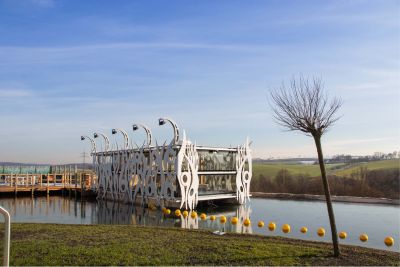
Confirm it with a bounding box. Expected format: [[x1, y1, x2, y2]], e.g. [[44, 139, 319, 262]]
[[0, 206, 11, 266]]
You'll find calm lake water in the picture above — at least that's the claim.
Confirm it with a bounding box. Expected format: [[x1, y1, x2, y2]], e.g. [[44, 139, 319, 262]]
[[0, 196, 398, 252]]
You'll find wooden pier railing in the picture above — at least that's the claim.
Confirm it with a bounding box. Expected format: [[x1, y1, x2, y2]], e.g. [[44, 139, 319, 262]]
[[0, 172, 96, 195]]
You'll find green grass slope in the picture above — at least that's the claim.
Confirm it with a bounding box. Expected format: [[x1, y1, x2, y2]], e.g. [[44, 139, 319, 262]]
[[333, 159, 400, 177], [1, 223, 399, 266], [253, 160, 399, 179], [253, 162, 344, 179]]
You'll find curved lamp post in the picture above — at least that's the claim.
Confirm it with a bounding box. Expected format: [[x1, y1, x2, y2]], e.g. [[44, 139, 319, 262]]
[[112, 128, 130, 149], [159, 117, 180, 145], [80, 135, 97, 154], [94, 132, 110, 152], [132, 124, 153, 146]]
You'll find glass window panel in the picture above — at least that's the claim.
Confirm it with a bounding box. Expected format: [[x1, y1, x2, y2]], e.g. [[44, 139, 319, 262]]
[[198, 174, 236, 195], [198, 151, 236, 171]]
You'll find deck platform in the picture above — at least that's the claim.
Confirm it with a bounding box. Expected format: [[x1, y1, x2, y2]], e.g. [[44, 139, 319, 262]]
[[0, 172, 94, 196]]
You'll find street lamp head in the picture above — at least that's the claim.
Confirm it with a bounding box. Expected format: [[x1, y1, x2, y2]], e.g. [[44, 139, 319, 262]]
[[132, 124, 139, 131], [80, 136, 85, 141], [112, 129, 117, 135], [93, 133, 99, 138], [158, 118, 166, 126]]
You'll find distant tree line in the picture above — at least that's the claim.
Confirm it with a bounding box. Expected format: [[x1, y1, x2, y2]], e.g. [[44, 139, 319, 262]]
[[251, 167, 399, 199], [326, 151, 399, 164]]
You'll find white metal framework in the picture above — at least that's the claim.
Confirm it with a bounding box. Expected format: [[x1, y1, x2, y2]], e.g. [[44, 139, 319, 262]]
[[85, 118, 252, 210]]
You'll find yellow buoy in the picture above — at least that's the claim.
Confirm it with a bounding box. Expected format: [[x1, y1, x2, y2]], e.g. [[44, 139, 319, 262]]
[[162, 207, 166, 213], [210, 215, 216, 221], [165, 209, 171, 215], [317, 227, 325, 237], [300, 227, 308, 234], [231, 217, 238, 225], [257, 221, 264, 228], [268, 222, 276, 231], [220, 215, 227, 224], [339, 231, 347, 239], [190, 211, 197, 219], [244, 218, 251, 227], [174, 209, 181, 217], [182, 210, 188, 218], [360, 234, 368, 242], [200, 213, 207, 220], [384, 236, 394, 247], [282, 224, 291, 234]]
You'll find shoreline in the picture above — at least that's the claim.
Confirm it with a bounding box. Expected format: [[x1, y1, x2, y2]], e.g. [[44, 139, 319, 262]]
[[251, 192, 400, 205]]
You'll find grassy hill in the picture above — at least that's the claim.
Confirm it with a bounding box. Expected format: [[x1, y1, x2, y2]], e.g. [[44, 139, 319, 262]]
[[253, 160, 399, 179], [253, 162, 345, 178], [332, 159, 400, 177]]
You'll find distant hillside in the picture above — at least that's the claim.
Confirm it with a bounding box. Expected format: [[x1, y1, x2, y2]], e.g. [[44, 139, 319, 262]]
[[332, 159, 400, 176], [252, 159, 400, 199], [253, 158, 317, 164], [253, 162, 345, 178], [0, 162, 49, 166]]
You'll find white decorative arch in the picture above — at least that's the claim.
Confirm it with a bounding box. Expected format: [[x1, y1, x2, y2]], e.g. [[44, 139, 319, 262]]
[[176, 131, 199, 210], [235, 137, 252, 204]]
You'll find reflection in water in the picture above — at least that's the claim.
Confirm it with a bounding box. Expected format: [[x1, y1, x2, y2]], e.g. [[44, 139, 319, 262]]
[[235, 205, 253, 234], [0, 196, 398, 252], [181, 214, 198, 230], [0, 196, 254, 232], [95, 198, 253, 232], [96, 200, 167, 227]]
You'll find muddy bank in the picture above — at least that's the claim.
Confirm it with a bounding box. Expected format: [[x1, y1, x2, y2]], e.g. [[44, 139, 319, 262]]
[[251, 192, 400, 205]]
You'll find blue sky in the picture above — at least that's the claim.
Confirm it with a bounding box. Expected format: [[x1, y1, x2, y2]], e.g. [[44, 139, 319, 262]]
[[0, 0, 399, 164]]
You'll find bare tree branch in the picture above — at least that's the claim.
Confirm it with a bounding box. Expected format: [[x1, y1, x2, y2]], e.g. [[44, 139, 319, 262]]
[[269, 76, 342, 138]]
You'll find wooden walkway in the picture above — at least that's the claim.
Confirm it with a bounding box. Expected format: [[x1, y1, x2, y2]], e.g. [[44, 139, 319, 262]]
[[0, 173, 95, 195]]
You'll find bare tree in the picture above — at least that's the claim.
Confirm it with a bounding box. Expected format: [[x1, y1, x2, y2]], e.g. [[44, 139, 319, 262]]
[[269, 76, 342, 257]]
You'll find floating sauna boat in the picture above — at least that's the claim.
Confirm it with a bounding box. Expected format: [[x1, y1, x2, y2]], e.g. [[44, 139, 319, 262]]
[[84, 117, 252, 210]]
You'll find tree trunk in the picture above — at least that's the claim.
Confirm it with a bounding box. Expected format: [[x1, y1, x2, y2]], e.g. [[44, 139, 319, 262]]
[[314, 136, 340, 257]]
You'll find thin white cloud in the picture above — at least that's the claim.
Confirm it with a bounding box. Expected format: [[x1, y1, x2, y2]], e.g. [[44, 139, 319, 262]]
[[327, 137, 395, 148], [274, 0, 399, 28], [277, 13, 398, 28], [335, 81, 399, 96], [0, 42, 278, 54], [0, 89, 32, 98], [29, 0, 54, 8], [0, 42, 279, 68]]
